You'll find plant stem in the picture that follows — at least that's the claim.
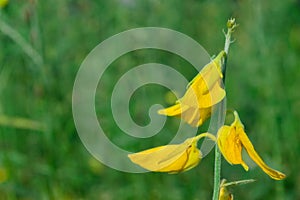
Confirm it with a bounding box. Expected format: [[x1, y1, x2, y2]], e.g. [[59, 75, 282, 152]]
[[0, 115, 45, 131], [212, 99, 226, 200], [0, 18, 43, 67], [212, 142, 222, 200], [212, 18, 237, 200]]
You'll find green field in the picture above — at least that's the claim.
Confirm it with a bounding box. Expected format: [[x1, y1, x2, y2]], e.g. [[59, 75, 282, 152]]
[[0, 0, 299, 199]]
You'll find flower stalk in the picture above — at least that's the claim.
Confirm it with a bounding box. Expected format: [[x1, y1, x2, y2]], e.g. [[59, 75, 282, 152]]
[[212, 18, 238, 200]]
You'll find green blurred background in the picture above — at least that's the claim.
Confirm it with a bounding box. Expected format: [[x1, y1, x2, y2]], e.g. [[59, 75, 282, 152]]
[[0, 0, 299, 199]]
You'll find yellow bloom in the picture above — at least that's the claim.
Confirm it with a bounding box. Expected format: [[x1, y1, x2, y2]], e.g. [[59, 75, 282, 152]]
[[128, 133, 216, 173], [218, 179, 255, 200], [219, 187, 233, 200], [219, 180, 233, 200], [158, 51, 226, 127], [217, 111, 286, 180]]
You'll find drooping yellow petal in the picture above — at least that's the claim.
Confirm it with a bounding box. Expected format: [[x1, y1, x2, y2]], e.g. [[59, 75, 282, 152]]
[[128, 133, 216, 173], [158, 51, 226, 127], [238, 127, 286, 180], [217, 111, 286, 180], [217, 125, 249, 171]]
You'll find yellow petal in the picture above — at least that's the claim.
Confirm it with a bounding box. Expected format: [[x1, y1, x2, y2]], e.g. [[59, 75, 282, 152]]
[[183, 51, 226, 108], [218, 179, 255, 200], [189, 51, 225, 91], [198, 81, 226, 108], [219, 186, 233, 200], [158, 103, 211, 127], [219, 179, 233, 200], [217, 125, 249, 171], [128, 145, 185, 172], [160, 141, 201, 173], [157, 104, 189, 116], [181, 107, 211, 127], [158, 51, 226, 127], [218, 110, 286, 180], [181, 79, 225, 109], [128, 133, 216, 173], [238, 127, 286, 180]]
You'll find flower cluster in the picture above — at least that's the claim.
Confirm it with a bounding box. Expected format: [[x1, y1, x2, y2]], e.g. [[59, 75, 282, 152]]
[[128, 49, 285, 197]]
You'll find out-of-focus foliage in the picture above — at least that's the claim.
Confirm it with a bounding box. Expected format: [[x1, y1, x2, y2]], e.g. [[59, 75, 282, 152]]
[[0, 0, 299, 199]]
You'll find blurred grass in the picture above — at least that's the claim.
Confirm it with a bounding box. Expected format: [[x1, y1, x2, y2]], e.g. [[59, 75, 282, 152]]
[[0, 0, 299, 199]]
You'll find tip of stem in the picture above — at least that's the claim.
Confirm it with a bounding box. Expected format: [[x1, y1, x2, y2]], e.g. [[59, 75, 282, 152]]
[[227, 18, 238, 30]]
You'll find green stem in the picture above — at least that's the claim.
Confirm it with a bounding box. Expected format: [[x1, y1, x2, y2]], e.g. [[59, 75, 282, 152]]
[[0, 18, 43, 67], [212, 18, 237, 200], [212, 100, 226, 200], [0, 115, 45, 131], [212, 143, 222, 200]]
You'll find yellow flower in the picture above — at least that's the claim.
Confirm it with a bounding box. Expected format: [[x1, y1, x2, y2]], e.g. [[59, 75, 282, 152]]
[[158, 51, 226, 127], [128, 133, 216, 173], [219, 180, 233, 200], [217, 111, 286, 180], [219, 187, 233, 200], [218, 179, 255, 200]]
